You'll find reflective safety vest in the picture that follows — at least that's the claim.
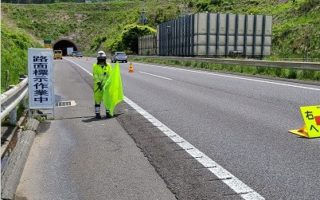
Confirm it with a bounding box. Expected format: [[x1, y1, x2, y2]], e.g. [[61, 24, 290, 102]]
[[93, 63, 112, 86]]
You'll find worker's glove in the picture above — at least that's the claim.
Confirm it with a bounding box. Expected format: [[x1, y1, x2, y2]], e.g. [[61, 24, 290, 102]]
[[97, 82, 103, 91]]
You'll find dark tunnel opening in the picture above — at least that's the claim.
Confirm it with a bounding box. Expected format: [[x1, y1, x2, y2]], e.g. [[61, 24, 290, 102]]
[[53, 40, 78, 56]]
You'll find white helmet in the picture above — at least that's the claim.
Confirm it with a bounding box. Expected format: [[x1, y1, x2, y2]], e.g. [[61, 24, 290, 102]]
[[97, 50, 107, 65], [97, 50, 106, 58]]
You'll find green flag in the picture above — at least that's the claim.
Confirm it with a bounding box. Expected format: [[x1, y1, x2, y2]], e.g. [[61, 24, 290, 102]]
[[103, 63, 124, 116]]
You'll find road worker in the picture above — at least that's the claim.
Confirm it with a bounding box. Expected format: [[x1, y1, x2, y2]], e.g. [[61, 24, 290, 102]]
[[93, 51, 112, 119]]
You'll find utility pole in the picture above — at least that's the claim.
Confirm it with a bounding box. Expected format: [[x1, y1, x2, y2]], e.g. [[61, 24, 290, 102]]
[[139, 0, 148, 25]]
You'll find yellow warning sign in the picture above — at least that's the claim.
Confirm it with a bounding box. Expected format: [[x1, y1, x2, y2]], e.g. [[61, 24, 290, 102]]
[[289, 105, 320, 138]]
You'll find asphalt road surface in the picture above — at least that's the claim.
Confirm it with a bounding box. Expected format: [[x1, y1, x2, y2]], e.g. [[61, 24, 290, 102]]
[[65, 57, 320, 200], [15, 58, 176, 200]]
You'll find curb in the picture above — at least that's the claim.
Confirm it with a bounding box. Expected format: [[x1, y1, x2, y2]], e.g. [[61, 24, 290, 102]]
[[1, 118, 39, 200]]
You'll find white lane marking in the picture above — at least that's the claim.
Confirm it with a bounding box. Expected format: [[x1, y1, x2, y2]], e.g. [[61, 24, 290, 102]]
[[65, 58, 265, 200], [137, 63, 320, 91], [139, 71, 173, 80], [64, 58, 93, 76], [124, 97, 264, 200]]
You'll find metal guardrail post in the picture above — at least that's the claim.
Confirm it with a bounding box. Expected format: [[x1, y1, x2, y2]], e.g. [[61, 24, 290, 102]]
[[20, 76, 29, 110], [9, 107, 17, 125]]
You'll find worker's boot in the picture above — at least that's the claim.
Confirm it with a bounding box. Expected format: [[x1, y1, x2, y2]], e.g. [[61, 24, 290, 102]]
[[95, 113, 102, 119], [105, 110, 112, 119], [95, 104, 101, 119]]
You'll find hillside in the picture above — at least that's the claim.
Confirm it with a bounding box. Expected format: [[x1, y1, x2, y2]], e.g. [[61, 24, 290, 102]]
[[1, 0, 319, 59], [1, 19, 41, 92], [1, 1, 163, 55]]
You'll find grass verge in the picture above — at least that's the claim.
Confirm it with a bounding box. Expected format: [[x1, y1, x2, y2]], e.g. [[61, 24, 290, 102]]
[[130, 56, 320, 83]]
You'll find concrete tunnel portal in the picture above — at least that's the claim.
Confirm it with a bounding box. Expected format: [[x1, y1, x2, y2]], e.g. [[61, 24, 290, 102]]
[[53, 39, 78, 56]]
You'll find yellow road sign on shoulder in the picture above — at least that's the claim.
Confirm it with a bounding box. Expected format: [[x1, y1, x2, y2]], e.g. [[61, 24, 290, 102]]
[[289, 105, 320, 138]]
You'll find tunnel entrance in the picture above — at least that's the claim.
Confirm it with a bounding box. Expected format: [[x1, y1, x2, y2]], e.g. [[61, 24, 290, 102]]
[[53, 39, 78, 56]]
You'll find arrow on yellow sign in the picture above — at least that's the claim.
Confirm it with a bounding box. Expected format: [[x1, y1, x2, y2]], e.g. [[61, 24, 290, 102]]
[[289, 105, 320, 138]]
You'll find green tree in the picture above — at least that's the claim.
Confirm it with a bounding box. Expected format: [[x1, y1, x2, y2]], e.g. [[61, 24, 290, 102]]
[[108, 24, 156, 54]]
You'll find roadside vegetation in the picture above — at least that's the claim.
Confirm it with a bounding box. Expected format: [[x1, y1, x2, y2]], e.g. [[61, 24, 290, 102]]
[[2, 0, 319, 59], [1, 0, 319, 91], [130, 56, 320, 82], [1, 20, 41, 92], [1, 1, 159, 55]]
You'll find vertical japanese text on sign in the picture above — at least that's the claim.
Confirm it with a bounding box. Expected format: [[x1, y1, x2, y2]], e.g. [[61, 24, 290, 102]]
[[28, 48, 54, 109]]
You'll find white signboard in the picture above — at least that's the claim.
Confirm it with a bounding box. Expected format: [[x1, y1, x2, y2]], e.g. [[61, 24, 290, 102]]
[[28, 48, 54, 109]]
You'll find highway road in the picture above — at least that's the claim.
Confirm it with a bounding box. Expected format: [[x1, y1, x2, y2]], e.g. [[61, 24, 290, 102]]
[[65, 57, 320, 200], [15, 58, 176, 200]]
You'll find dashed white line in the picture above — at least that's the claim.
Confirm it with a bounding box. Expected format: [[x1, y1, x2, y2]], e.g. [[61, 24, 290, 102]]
[[65, 58, 265, 200], [139, 71, 173, 80], [137, 63, 320, 91]]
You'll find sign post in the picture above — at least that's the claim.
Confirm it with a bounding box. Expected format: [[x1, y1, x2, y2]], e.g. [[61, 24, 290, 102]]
[[28, 48, 54, 116]]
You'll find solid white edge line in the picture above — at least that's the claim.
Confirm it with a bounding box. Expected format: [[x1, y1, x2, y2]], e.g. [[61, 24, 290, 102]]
[[139, 71, 173, 80], [137, 63, 320, 91], [64, 58, 93, 76], [124, 97, 264, 200], [65, 58, 265, 200]]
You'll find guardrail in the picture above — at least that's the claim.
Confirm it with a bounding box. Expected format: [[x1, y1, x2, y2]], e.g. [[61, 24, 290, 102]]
[[133, 56, 320, 71], [1, 77, 38, 200], [1, 77, 28, 125]]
